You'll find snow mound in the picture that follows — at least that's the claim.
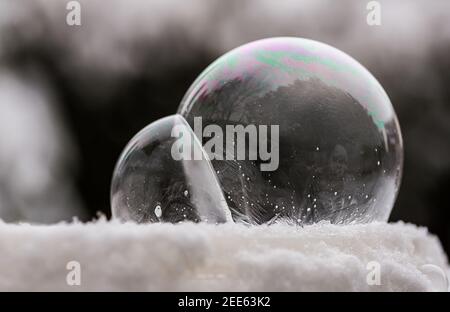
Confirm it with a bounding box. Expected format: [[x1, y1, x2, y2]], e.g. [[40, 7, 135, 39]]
[[0, 220, 447, 291]]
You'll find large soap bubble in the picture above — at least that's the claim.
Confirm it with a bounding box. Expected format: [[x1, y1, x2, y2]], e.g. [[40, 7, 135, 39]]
[[178, 37, 403, 225], [111, 114, 232, 223]]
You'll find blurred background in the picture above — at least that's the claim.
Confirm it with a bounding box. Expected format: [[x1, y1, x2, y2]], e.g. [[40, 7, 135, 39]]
[[0, 0, 449, 253]]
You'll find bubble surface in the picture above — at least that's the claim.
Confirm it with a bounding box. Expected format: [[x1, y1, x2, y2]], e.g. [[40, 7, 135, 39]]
[[110, 114, 232, 223], [178, 37, 403, 225]]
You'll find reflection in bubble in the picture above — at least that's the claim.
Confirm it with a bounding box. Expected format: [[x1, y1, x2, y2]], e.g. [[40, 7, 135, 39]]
[[178, 37, 403, 225], [111, 114, 232, 224]]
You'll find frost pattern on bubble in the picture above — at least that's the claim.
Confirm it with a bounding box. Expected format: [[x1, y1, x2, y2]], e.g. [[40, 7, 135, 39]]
[[178, 37, 403, 225], [110, 114, 232, 224]]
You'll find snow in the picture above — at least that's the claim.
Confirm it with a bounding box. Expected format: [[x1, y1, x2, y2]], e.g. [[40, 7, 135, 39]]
[[0, 220, 447, 291]]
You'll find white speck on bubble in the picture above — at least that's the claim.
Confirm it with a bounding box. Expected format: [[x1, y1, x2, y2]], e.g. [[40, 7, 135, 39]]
[[154, 205, 162, 218]]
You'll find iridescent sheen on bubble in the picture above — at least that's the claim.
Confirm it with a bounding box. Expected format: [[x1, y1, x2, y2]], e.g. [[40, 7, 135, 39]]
[[178, 37, 403, 225]]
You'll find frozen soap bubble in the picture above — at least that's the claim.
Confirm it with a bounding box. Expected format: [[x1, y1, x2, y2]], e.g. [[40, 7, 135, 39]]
[[178, 37, 403, 225], [110, 114, 232, 223]]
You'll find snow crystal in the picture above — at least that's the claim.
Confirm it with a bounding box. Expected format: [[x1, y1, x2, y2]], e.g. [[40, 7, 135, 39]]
[[0, 220, 447, 291]]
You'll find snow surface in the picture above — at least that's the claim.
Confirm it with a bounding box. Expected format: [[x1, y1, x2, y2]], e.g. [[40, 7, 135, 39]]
[[0, 219, 448, 291]]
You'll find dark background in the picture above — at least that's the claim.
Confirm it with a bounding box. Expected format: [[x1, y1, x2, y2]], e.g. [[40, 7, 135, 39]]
[[0, 0, 449, 254]]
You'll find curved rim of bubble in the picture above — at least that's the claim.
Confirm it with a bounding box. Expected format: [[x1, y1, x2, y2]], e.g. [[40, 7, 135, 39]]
[[177, 36, 404, 222], [110, 115, 179, 210], [110, 114, 234, 223]]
